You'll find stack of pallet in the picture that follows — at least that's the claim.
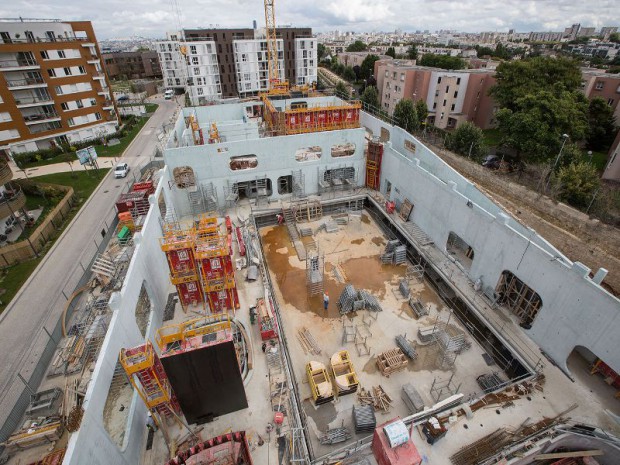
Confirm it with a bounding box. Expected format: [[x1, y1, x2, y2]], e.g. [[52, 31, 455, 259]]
[[376, 348, 408, 377], [358, 385, 392, 412], [319, 427, 351, 445], [3, 419, 64, 453], [395, 335, 417, 360], [352, 405, 376, 434], [297, 327, 321, 355]]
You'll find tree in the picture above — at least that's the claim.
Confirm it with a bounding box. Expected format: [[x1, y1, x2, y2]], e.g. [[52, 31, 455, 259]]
[[360, 54, 380, 80], [476, 45, 495, 58], [587, 97, 617, 151], [490, 57, 582, 111], [554, 162, 600, 208], [406, 45, 418, 60], [414, 100, 428, 126], [62, 153, 77, 178], [352, 65, 362, 81], [335, 81, 349, 99], [361, 86, 380, 110], [346, 40, 367, 52], [609, 32, 620, 43], [317, 43, 327, 61], [393, 99, 419, 132], [445, 122, 486, 159], [386, 47, 396, 58], [343, 66, 356, 82], [419, 53, 466, 70]]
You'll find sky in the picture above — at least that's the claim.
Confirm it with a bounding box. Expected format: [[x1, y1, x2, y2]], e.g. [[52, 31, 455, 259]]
[[2, 0, 619, 40]]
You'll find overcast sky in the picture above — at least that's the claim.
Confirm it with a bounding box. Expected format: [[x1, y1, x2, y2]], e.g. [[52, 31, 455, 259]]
[[2, 0, 619, 39]]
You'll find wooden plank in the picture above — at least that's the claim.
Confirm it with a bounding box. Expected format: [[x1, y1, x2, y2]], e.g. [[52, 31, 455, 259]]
[[534, 450, 603, 460]]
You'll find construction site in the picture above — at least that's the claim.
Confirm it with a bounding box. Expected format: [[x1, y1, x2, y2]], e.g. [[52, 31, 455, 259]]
[[2, 3, 620, 465]]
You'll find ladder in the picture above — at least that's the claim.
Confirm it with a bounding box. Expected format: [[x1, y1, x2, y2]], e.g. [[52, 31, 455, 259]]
[[255, 176, 268, 206], [292, 170, 306, 199], [282, 208, 306, 261], [202, 182, 218, 213], [224, 182, 239, 210]]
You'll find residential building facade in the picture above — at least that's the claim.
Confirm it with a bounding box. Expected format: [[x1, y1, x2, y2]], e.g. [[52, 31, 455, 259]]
[[102, 50, 162, 80], [157, 27, 316, 104], [582, 70, 620, 121], [375, 59, 498, 130], [0, 19, 118, 156]]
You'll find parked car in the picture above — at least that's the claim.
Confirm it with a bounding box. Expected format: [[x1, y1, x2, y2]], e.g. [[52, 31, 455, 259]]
[[116, 95, 129, 102], [164, 89, 174, 100], [114, 163, 130, 178]]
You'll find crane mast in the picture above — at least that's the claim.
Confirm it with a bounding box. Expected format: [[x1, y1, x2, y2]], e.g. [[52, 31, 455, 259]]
[[264, 0, 279, 87]]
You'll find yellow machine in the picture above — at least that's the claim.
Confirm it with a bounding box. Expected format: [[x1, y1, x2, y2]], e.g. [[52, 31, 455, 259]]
[[306, 361, 333, 405], [330, 350, 359, 396]]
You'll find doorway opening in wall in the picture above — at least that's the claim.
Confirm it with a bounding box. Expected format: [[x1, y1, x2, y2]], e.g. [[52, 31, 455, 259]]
[[135, 282, 153, 338], [278, 175, 292, 194], [232, 178, 272, 200], [380, 127, 390, 142], [446, 232, 475, 271], [103, 359, 135, 449], [495, 270, 542, 328], [567, 346, 620, 410], [385, 180, 392, 199]]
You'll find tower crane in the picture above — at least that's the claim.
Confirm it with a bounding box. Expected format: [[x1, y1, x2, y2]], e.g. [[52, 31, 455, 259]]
[[263, 0, 289, 94]]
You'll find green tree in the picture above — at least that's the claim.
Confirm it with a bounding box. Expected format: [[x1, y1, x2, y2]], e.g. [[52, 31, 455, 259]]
[[346, 40, 367, 52], [335, 81, 349, 99], [343, 66, 356, 82], [414, 100, 428, 126], [490, 57, 582, 111], [419, 53, 466, 70], [361, 86, 380, 110], [555, 162, 601, 208], [393, 99, 419, 132], [406, 45, 418, 60], [476, 46, 495, 58], [360, 54, 380, 80], [317, 43, 327, 61], [386, 47, 396, 58], [587, 97, 617, 151], [609, 32, 620, 43], [496, 90, 589, 162], [445, 122, 486, 158]]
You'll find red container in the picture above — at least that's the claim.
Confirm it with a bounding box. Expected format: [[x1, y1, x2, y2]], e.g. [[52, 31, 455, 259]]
[[116, 191, 149, 214], [166, 248, 196, 274], [225, 216, 232, 233], [177, 280, 203, 308], [132, 181, 155, 195], [372, 419, 422, 465]]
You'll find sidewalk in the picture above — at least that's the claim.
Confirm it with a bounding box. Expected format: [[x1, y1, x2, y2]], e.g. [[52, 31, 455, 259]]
[[11, 158, 120, 179]]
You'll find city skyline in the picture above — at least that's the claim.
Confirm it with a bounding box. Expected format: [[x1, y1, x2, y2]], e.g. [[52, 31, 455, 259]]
[[1, 0, 619, 40]]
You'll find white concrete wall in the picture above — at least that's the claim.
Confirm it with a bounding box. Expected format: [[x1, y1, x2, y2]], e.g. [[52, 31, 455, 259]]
[[63, 171, 171, 465], [361, 111, 620, 375]]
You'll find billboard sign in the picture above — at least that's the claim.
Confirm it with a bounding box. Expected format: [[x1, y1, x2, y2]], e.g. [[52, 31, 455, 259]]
[[76, 146, 98, 165]]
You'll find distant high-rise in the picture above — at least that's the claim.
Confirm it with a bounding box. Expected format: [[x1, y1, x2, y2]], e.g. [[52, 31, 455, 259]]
[[0, 19, 118, 157], [253, 20, 257, 30]]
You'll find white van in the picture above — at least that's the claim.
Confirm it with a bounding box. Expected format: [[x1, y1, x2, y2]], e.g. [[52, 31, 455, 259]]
[[164, 89, 174, 100]]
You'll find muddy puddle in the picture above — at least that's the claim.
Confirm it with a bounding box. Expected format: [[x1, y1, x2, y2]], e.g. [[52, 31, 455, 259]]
[[350, 238, 365, 245]]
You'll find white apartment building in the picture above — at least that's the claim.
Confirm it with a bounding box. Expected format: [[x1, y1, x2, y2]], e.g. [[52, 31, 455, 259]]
[[233, 39, 284, 96]]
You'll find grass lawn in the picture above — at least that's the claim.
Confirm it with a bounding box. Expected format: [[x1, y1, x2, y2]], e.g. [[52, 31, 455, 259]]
[[589, 151, 608, 172], [20, 114, 152, 168], [145, 103, 159, 113], [0, 168, 109, 313], [483, 128, 503, 147]]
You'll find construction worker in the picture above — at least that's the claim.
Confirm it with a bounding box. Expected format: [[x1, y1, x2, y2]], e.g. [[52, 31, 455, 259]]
[[276, 213, 284, 225], [146, 412, 158, 433], [323, 291, 329, 312]]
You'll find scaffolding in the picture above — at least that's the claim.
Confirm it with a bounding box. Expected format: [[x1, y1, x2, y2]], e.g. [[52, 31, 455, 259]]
[[293, 199, 322, 223], [202, 182, 219, 213], [119, 341, 181, 418], [306, 244, 324, 296], [187, 185, 204, 216], [318, 165, 357, 196], [432, 312, 469, 369], [223, 182, 239, 211], [292, 169, 306, 199]]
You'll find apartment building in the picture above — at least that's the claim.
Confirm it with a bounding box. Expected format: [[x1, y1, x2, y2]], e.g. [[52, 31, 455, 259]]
[[582, 69, 620, 121], [338, 51, 391, 69], [375, 59, 498, 130], [157, 27, 316, 105], [102, 50, 162, 80], [0, 19, 118, 156]]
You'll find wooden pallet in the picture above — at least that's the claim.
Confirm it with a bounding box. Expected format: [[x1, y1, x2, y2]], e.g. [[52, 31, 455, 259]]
[[376, 348, 408, 377]]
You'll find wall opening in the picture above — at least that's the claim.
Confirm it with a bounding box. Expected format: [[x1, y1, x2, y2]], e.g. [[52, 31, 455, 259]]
[[295, 146, 322, 162], [495, 271, 542, 327], [103, 359, 134, 449], [567, 346, 620, 410], [157, 190, 167, 219], [278, 175, 292, 194], [331, 142, 355, 158], [380, 127, 390, 142], [233, 178, 272, 199], [135, 281, 152, 338], [229, 154, 258, 171], [323, 167, 355, 182], [446, 232, 475, 271], [172, 166, 196, 189]]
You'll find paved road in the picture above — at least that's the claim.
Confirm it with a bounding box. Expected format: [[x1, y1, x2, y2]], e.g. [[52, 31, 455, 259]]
[[0, 96, 181, 420]]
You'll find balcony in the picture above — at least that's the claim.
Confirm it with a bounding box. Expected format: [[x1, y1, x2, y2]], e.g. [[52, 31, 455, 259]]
[[0, 187, 26, 219], [0, 58, 39, 71], [102, 100, 114, 110], [0, 160, 14, 186], [1, 35, 90, 44], [23, 112, 60, 125], [14, 95, 54, 108], [6, 77, 47, 89], [92, 73, 106, 80], [28, 121, 62, 134]]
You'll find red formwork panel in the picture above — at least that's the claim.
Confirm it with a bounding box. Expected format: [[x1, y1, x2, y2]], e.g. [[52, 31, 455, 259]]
[[177, 280, 203, 308], [165, 431, 253, 465], [200, 256, 234, 278], [206, 288, 239, 312], [166, 248, 196, 274]]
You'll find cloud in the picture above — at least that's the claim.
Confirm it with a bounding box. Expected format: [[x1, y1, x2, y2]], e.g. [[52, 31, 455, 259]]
[[2, 0, 618, 38]]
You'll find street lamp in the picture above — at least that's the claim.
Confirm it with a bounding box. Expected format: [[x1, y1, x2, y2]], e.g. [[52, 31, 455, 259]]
[[546, 133, 569, 191]]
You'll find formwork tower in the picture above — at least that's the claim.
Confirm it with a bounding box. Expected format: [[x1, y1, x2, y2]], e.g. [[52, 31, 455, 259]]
[[119, 341, 181, 419], [160, 225, 204, 311], [195, 216, 240, 313], [306, 245, 324, 296]]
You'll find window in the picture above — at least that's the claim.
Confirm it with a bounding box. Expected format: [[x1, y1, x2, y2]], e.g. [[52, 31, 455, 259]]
[[443, 99, 447, 106], [78, 65, 85, 74], [40, 50, 49, 59], [76, 100, 83, 108], [90, 99, 96, 106], [295, 146, 322, 162], [433, 102, 437, 109], [437, 77, 442, 83], [67, 117, 75, 126], [45, 31, 56, 42], [194, 67, 200, 75], [454, 91, 458, 98], [192, 57, 199, 65], [95, 112, 101, 120], [63, 67, 72, 76], [25, 31, 35, 42], [229, 154, 258, 170], [446, 86, 449, 92], [190, 45, 197, 54], [608, 98, 614, 106], [197, 88, 203, 95], [495, 270, 543, 325], [401, 73, 405, 81], [54, 85, 63, 94], [595, 82, 604, 90], [451, 103, 455, 111], [58, 50, 66, 58], [61, 102, 69, 110], [457, 77, 461, 85], [48, 69, 56, 77]]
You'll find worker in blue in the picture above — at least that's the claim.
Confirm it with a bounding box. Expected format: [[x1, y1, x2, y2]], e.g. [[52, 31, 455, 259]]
[[323, 291, 329, 312]]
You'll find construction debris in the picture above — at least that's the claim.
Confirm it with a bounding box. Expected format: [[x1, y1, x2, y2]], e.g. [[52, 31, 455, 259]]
[[398, 279, 410, 298], [357, 385, 392, 412], [297, 327, 322, 355], [3, 418, 64, 453], [477, 372, 504, 393], [409, 297, 429, 318], [319, 427, 352, 445], [376, 348, 409, 377], [337, 285, 383, 314], [395, 335, 417, 360]]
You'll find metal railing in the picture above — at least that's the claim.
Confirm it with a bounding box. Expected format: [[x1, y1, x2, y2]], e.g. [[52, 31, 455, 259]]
[[0, 58, 38, 68], [14, 95, 53, 105], [23, 111, 59, 122], [28, 121, 62, 134], [0, 161, 13, 185], [0, 36, 90, 44], [6, 77, 45, 87]]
